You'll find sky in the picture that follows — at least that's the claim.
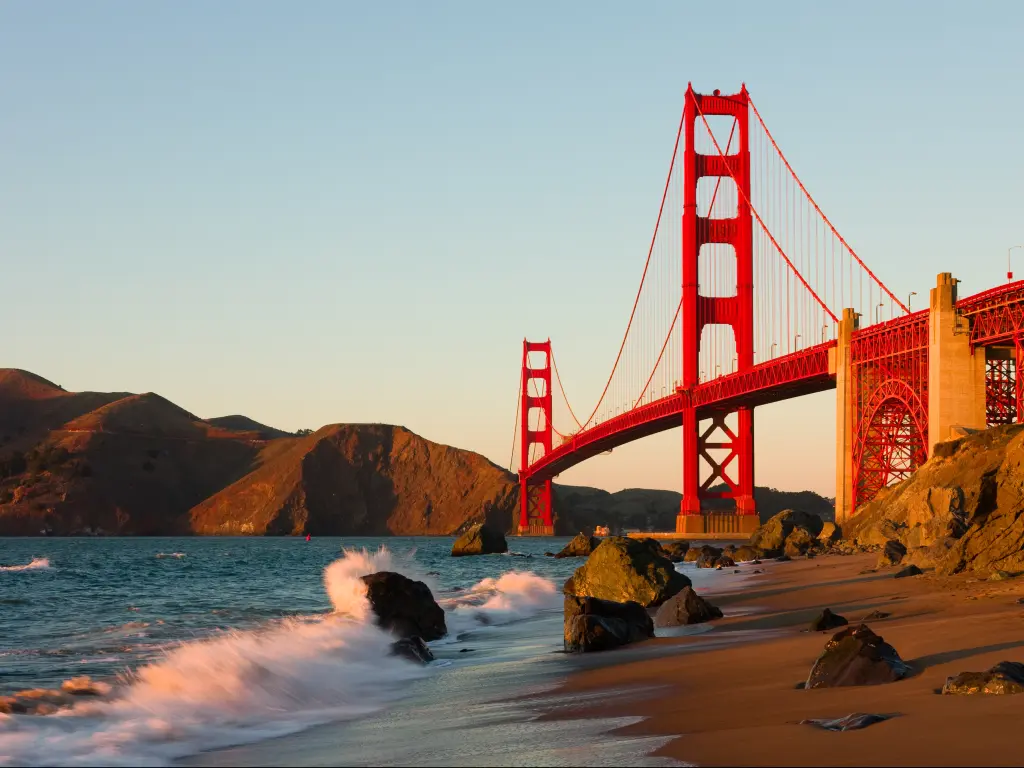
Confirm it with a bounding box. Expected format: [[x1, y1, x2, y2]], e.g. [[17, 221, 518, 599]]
[[2, 1, 1022, 497]]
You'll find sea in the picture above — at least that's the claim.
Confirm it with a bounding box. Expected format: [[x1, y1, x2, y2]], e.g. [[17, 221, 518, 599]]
[[0, 536, 749, 767]]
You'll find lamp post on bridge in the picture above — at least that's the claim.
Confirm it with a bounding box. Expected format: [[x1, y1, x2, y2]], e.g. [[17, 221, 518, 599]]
[[793, 334, 800, 353], [770, 342, 777, 359], [875, 303, 884, 324], [908, 292, 917, 311], [1009, 246, 1024, 281]]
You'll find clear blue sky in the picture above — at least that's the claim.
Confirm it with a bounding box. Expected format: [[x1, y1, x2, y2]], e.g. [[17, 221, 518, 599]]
[[2, 1, 1022, 496]]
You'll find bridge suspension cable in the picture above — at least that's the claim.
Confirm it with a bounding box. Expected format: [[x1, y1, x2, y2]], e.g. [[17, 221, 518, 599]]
[[748, 98, 909, 315]]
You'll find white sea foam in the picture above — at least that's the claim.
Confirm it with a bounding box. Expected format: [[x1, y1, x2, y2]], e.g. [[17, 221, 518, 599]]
[[0, 557, 50, 572], [0, 549, 432, 767], [441, 571, 561, 635], [154, 553, 186, 559]]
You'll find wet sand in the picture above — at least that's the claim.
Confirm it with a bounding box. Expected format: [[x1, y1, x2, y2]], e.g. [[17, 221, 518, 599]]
[[552, 553, 1024, 767]]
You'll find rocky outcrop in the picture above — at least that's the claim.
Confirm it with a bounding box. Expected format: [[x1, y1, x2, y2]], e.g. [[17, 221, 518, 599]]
[[877, 539, 907, 567], [451, 522, 508, 557], [554, 532, 601, 558], [654, 586, 723, 627], [750, 509, 824, 552], [563, 536, 691, 608], [808, 608, 848, 632], [942, 662, 1024, 695], [661, 541, 690, 562], [805, 624, 910, 688], [361, 571, 447, 640], [563, 595, 654, 653], [844, 424, 1024, 575]]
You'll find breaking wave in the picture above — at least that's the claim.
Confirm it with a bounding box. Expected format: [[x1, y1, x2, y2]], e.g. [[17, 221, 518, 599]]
[[0, 557, 51, 572]]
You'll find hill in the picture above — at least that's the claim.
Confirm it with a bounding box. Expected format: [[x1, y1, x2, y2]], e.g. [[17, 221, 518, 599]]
[[205, 415, 292, 441], [189, 424, 517, 535], [554, 483, 833, 533], [0, 372, 290, 535]]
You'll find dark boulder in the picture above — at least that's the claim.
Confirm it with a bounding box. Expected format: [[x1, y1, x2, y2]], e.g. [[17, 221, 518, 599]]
[[864, 610, 892, 621], [654, 586, 723, 627], [805, 624, 910, 688], [711, 555, 737, 569], [809, 608, 848, 632], [684, 544, 721, 563], [877, 539, 907, 567], [554, 532, 601, 559], [661, 541, 691, 563], [563, 595, 653, 653], [942, 662, 1024, 695], [751, 509, 824, 552], [894, 564, 923, 579], [390, 636, 434, 664], [361, 571, 447, 641], [451, 522, 508, 557], [563, 536, 691, 608]]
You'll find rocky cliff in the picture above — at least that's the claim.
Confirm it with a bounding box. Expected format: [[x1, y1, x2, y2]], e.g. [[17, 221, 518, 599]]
[[845, 424, 1024, 575]]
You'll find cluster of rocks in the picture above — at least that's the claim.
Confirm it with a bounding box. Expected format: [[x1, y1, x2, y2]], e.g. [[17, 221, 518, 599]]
[[561, 536, 724, 652]]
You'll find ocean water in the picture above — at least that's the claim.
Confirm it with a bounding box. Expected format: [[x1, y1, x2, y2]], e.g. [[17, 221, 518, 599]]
[[0, 537, 741, 767]]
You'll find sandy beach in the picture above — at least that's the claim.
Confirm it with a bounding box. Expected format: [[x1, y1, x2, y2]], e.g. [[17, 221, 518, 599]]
[[553, 553, 1024, 767]]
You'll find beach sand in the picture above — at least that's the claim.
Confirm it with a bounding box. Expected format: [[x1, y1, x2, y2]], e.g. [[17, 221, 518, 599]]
[[551, 553, 1024, 767]]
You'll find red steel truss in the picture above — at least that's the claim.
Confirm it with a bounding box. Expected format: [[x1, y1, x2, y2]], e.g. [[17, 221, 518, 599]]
[[850, 312, 929, 509], [986, 358, 1017, 426]]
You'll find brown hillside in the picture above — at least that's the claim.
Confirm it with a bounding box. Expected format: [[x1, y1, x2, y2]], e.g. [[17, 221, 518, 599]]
[[0, 369, 130, 456], [0, 390, 282, 535], [189, 424, 519, 536]]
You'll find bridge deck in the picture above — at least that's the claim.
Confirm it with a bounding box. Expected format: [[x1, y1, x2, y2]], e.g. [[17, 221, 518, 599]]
[[525, 341, 836, 483]]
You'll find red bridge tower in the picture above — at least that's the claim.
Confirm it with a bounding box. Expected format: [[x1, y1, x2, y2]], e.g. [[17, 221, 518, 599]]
[[518, 339, 554, 534], [678, 84, 758, 535]]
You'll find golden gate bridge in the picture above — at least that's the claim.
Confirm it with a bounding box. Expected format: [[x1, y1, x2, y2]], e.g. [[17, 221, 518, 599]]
[[512, 84, 1024, 537]]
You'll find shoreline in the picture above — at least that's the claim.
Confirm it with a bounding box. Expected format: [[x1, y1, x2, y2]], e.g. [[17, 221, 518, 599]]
[[547, 552, 1024, 767]]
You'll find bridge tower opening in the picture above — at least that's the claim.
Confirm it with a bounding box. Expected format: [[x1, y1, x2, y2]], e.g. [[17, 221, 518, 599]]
[[518, 339, 554, 535], [678, 84, 758, 535]]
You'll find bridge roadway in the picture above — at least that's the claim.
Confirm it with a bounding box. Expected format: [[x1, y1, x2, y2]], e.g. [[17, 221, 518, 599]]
[[527, 341, 837, 483]]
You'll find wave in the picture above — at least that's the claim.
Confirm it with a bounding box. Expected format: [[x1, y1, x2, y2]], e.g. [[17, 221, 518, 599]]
[[0, 557, 50, 572], [441, 571, 561, 635], [154, 553, 186, 559], [0, 549, 432, 767]]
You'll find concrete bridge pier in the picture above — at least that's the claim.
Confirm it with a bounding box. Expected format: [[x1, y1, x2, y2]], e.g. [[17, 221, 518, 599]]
[[927, 272, 986, 454], [832, 308, 858, 525]]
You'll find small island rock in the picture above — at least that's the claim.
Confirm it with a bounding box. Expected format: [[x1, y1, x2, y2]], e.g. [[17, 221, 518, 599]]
[[451, 522, 508, 557]]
